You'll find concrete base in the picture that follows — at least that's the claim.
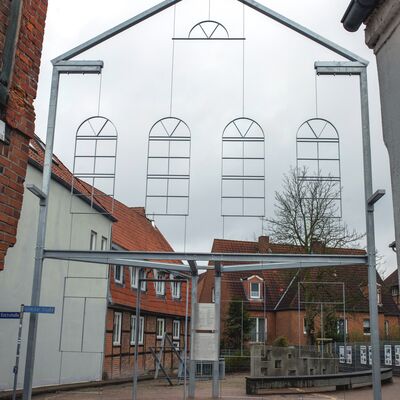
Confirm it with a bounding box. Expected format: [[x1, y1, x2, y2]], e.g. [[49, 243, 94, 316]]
[[246, 368, 393, 395]]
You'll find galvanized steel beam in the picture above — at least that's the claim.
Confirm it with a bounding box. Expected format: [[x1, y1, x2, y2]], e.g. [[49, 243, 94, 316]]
[[52, 0, 367, 68], [239, 0, 368, 65], [52, 0, 182, 64], [43, 249, 367, 265]]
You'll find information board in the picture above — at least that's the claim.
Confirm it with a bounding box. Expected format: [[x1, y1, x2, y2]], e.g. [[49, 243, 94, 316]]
[[196, 303, 215, 331], [360, 345, 367, 365], [339, 346, 345, 363], [384, 345, 392, 366], [395, 345, 400, 367], [369, 346, 372, 365], [346, 346, 352, 364], [193, 332, 218, 361]]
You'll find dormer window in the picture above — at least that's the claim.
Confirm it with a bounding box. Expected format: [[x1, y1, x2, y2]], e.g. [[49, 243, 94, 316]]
[[377, 284, 382, 305], [250, 282, 261, 299]]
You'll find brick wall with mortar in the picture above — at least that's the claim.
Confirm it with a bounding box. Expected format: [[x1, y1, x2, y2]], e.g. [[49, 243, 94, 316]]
[[0, 0, 47, 270]]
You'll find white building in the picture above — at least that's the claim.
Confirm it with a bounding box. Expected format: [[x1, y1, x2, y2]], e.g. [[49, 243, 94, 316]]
[[0, 137, 113, 390]]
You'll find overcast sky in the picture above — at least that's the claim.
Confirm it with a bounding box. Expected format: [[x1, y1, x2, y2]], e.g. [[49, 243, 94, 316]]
[[34, 0, 397, 276]]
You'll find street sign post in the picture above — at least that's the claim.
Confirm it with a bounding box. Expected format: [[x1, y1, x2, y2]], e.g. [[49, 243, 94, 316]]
[[23, 306, 55, 314], [0, 312, 21, 319], [0, 305, 55, 400]]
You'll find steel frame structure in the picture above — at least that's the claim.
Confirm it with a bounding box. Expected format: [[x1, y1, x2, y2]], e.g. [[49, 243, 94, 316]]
[[71, 115, 118, 215], [221, 117, 265, 218], [296, 117, 342, 217], [297, 281, 346, 358], [23, 1, 383, 400], [173, 19, 246, 40], [145, 117, 191, 216]]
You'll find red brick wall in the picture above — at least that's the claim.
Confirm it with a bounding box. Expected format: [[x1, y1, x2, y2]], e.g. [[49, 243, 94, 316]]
[[0, 0, 48, 270]]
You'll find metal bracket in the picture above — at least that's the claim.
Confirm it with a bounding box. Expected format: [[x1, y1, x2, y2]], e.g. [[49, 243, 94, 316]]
[[315, 61, 365, 76], [27, 184, 47, 206], [367, 189, 385, 207], [54, 60, 104, 75]]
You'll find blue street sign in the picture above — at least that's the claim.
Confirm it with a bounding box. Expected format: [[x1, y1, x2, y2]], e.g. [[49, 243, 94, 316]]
[[0, 312, 21, 319], [23, 306, 55, 314]]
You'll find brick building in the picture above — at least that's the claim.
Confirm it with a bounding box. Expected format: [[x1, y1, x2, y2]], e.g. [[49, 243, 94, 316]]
[[0, 0, 48, 270], [385, 270, 400, 310], [102, 201, 190, 380], [199, 236, 400, 347]]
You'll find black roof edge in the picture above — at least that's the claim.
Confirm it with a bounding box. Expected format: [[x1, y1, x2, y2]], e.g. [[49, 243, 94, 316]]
[[341, 0, 380, 32]]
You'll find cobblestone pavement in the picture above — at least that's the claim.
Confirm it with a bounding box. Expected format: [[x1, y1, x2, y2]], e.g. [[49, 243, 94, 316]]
[[34, 375, 399, 400]]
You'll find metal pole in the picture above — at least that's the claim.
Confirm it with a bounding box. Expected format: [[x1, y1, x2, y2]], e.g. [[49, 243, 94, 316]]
[[188, 275, 198, 399], [12, 305, 24, 400], [360, 68, 381, 400], [241, 301, 243, 357], [343, 283, 347, 348], [298, 282, 301, 357], [183, 279, 189, 400], [22, 67, 60, 400], [320, 303, 323, 358], [212, 268, 221, 399], [132, 269, 142, 400]]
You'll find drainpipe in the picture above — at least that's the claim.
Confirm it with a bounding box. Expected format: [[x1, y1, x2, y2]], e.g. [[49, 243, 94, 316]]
[[341, 0, 380, 32], [0, 0, 24, 109]]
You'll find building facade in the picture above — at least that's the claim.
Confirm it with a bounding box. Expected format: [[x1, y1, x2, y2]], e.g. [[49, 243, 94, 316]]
[[102, 201, 190, 380], [0, 0, 48, 270], [342, 0, 400, 295], [0, 137, 113, 390], [199, 236, 400, 348]]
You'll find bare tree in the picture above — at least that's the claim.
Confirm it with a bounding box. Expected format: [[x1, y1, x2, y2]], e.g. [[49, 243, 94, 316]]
[[265, 167, 363, 253]]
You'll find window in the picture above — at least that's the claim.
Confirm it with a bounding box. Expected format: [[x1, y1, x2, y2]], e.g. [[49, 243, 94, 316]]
[[384, 320, 389, 337], [131, 315, 144, 345], [171, 275, 181, 299], [392, 286, 399, 297], [113, 312, 122, 346], [156, 318, 165, 339], [250, 282, 261, 299], [90, 230, 97, 250], [303, 318, 308, 335], [131, 268, 139, 289], [114, 265, 124, 284], [140, 270, 147, 292], [363, 319, 371, 335], [173, 320, 180, 340], [211, 287, 215, 303], [377, 285, 382, 305], [173, 341, 180, 350], [101, 236, 108, 250], [250, 318, 265, 342], [155, 271, 165, 295]]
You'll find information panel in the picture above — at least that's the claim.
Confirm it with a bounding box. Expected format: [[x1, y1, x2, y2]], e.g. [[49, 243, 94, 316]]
[[395, 345, 400, 367], [196, 303, 215, 331], [346, 346, 352, 364], [360, 345, 367, 365], [369, 346, 372, 365], [384, 345, 392, 366], [339, 346, 345, 364], [193, 332, 218, 361]]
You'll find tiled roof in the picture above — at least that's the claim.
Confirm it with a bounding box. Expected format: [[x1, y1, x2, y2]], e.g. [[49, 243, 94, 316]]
[[207, 237, 399, 316], [28, 137, 115, 220], [28, 136, 188, 317], [384, 269, 399, 288]]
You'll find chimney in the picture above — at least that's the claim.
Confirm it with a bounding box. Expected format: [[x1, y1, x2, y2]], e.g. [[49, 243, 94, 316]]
[[311, 239, 325, 254], [258, 236, 270, 253]]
